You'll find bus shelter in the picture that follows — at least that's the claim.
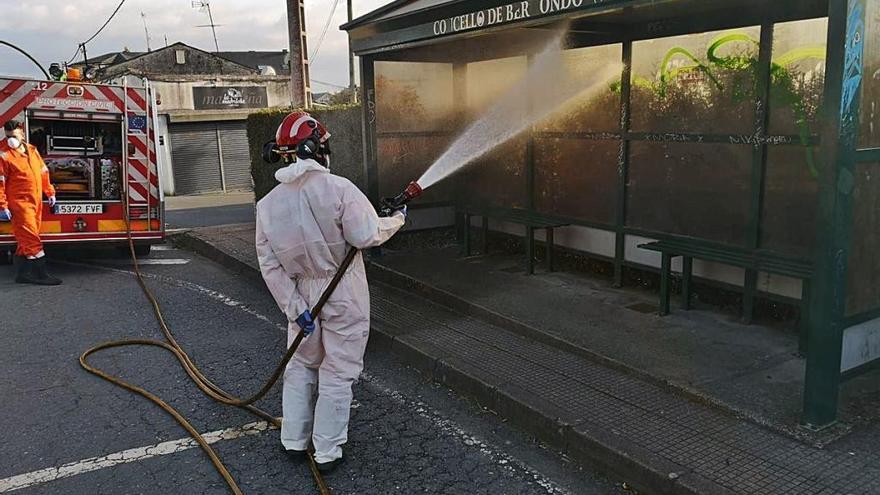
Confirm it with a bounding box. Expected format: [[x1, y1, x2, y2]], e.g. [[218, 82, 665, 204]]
[[343, 0, 880, 428]]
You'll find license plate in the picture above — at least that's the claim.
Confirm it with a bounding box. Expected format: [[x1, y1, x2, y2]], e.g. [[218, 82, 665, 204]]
[[54, 203, 104, 215]]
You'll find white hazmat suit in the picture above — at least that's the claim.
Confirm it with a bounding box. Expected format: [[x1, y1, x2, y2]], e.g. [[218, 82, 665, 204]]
[[256, 158, 404, 464]]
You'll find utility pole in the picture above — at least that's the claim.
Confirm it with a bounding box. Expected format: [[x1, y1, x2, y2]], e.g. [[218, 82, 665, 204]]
[[286, 0, 311, 108], [141, 12, 152, 52], [348, 0, 357, 103]]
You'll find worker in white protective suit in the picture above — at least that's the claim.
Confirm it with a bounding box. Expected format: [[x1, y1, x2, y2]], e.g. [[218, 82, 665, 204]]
[[255, 111, 406, 473]]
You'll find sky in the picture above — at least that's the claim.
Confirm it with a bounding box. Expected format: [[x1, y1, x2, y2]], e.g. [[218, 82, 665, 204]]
[[0, 0, 393, 92]]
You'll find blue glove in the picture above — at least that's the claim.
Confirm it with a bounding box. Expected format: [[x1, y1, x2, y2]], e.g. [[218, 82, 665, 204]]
[[295, 310, 316, 335], [0, 209, 10, 221], [396, 205, 407, 217], [48, 196, 56, 207]]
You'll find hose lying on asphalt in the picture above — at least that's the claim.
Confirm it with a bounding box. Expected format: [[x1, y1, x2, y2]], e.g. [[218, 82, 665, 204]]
[[78, 196, 357, 495]]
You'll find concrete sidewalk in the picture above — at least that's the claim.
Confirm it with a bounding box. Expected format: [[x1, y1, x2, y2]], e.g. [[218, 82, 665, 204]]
[[174, 223, 880, 495]]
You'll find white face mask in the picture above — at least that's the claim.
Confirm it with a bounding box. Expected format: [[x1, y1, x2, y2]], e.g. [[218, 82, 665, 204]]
[[6, 137, 21, 149]]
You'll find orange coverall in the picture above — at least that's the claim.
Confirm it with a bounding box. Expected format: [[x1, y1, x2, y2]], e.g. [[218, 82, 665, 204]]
[[0, 141, 56, 257]]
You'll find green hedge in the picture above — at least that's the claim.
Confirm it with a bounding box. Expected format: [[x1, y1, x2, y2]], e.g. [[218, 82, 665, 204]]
[[247, 104, 363, 202]]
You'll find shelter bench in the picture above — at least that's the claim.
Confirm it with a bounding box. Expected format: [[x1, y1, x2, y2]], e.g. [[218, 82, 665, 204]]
[[638, 240, 812, 345], [459, 206, 570, 275]]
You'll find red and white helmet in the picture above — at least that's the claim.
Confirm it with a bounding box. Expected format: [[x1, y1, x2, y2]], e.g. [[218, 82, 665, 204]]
[[275, 111, 330, 154]]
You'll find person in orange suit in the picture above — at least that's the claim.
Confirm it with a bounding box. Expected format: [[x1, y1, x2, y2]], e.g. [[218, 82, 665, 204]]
[[0, 120, 61, 285]]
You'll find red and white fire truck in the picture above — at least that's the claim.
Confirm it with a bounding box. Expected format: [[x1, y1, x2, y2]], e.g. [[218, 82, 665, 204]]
[[0, 76, 164, 256]]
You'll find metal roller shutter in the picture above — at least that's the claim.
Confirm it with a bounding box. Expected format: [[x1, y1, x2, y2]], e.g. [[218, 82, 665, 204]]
[[170, 123, 223, 195], [217, 121, 253, 191]]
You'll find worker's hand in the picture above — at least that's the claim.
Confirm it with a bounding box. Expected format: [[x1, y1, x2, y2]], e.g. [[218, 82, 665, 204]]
[[48, 196, 57, 207], [0, 208, 10, 221], [294, 310, 316, 336], [396, 205, 408, 218]]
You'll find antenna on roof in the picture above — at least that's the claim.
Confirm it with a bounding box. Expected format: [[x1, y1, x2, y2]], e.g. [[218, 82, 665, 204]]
[[141, 12, 152, 52], [191, 0, 221, 52]]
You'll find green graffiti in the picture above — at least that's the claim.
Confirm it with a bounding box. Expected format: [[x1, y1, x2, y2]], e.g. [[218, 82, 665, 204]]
[[641, 31, 824, 178]]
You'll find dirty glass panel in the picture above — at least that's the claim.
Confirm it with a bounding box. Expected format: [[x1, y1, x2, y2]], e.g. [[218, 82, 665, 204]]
[[846, 162, 880, 316], [466, 56, 528, 120], [455, 136, 528, 209], [769, 18, 827, 137], [535, 138, 618, 225], [375, 61, 454, 133], [626, 142, 752, 244], [860, 0, 880, 148], [377, 136, 454, 202], [536, 44, 623, 133], [631, 27, 761, 134], [760, 146, 820, 258]]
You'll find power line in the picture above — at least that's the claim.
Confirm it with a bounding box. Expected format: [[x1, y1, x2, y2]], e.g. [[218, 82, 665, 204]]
[[84, 0, 127, 45], [0, 40, 51, 79], [310, 0, 340, 62], [310, 79, 347, 89], [65, 45, 82, 65]]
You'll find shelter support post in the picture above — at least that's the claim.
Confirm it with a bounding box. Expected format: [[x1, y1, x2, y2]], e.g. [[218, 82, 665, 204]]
[[803, 0, 864, 428], [614, 42, 633, 288]]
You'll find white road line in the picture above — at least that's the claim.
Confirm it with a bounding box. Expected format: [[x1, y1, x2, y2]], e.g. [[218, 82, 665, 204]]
[[100, 258, 190, 265], [0, 421, 275, 493], [151, 245, 176, 251], [55, 262, 565, 494], [360, 372, 572, 495]]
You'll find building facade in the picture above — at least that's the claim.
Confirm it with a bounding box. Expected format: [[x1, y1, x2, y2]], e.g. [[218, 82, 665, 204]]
[[78, 43, 292, 195]]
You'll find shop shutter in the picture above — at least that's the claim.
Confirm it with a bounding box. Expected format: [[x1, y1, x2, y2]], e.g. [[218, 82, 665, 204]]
[[217, 121, 253, 191], [170, 122, 223, 195]]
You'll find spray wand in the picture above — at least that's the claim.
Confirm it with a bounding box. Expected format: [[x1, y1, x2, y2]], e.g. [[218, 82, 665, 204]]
[[379, 180, 423, 217]]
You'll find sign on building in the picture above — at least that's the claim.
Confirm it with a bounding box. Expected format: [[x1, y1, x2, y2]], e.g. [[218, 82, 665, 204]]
[[192, 87, 268, 110]]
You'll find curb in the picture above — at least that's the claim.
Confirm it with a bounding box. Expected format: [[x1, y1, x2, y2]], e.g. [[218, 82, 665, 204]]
[[366, 261, 826, 446], [175, 232, 733, 495]]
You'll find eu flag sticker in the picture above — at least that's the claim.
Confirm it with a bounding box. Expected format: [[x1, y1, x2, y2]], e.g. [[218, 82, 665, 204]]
[[128, 114, 147, 133]]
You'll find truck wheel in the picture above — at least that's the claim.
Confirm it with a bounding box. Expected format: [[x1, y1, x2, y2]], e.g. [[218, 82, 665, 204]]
[[117, 244, 152, 258], [133, 245, 152, 257]]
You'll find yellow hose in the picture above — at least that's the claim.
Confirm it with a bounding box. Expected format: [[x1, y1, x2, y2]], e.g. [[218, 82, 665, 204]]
[[78, 190, 331, 495]]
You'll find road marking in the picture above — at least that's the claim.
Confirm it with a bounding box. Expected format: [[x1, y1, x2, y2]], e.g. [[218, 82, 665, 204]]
[[151, 245, 176, 251], [101, 258, 190, 265], [0, 421, 275, 493], [360, 373, 571, 495], [55, 263, 565, 494]]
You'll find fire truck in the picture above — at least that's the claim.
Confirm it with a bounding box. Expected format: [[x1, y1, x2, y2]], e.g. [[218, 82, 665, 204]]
[[0, 76, 164, 257]]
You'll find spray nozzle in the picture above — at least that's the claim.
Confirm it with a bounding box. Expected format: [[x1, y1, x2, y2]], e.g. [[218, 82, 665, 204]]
[[379, 181, 423, 217]]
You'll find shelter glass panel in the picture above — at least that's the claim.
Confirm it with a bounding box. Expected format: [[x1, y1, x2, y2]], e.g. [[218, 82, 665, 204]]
[[456, 137, 528, 209], [861, 0, 880, 148], [535, 44, 623, 133], [377, 136, 454, 202], [465, 56, 528, 120], [630, 27, 762, 134], [626, 142, 752, 244], [375, 61, 454, 133], [760, 146, 820, 258], [535, 138, 618, 225], [768, 18, 828, 137], [846, 162, 880, 316]]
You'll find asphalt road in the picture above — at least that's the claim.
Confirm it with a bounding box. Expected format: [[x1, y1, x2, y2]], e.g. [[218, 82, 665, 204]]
[[164, 192, 255, 229], [0, 244, 625, 494]]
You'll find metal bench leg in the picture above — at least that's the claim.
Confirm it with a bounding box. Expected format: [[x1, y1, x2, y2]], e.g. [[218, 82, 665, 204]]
[[660, 253, 672, 316], [546, 228, 555, 272], [742, 269, 758, 324], [799, 280, 811, 355], [482, 216, 489, 255], [463, 213, 471, 256], [455, 211, 465, 244], [526, 225, 535, 275], [682, 256, 693, 310]]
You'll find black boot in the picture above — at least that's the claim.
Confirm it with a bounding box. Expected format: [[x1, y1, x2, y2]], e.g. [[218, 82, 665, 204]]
[[17, 258, 62, 286]]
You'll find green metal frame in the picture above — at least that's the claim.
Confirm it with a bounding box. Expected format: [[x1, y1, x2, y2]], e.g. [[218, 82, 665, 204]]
[[355, 0, 870, 426], [803, 0, 866, 428]]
